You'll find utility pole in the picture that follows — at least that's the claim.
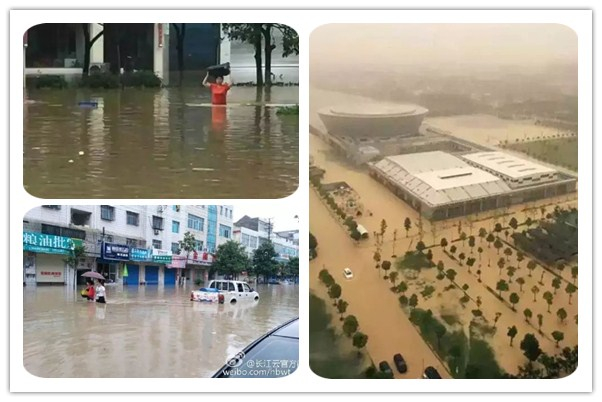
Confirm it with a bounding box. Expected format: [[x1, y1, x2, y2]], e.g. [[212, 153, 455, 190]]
[[267, 218, 273, 241]]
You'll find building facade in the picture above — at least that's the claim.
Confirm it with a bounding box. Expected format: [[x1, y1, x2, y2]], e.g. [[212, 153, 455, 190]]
[[233, 216, 299, 263], [24, 23, 299, 86], [23, 205, 233, 287]]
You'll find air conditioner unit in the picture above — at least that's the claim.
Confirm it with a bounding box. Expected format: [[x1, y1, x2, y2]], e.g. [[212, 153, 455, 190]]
[[88, 62, 110, 75], [157, 206, 164, 213], [154, 229, 160, 235], [175, 205, 180, 212]]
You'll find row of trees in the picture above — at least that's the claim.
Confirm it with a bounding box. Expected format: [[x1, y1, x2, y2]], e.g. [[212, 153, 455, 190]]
[[179, 231, 298, 282], [318, 268, 370, 360], [76, 23, 299, 86]]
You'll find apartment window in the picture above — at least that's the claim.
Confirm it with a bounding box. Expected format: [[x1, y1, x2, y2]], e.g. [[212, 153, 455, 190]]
[[152, 215, 164, 230], [229, 210, 233, 219], [171, 242, 180, 254], [101, 205, 115, 221], [187, 214, 204, 231], [172, 220, 180, 233], [242, 233, 250, 246], [70, 209, 91, 226], [42, 205, 61, 210], [172, 205, 181, 212], [126, 211, 139, 226], [41, 224, 86, 240], [126, 238, 138, 248], [152, 240, 162, 249], [194, 240, 204, 251], [220, 206, 223, 215], [219, 224, 231, 239]]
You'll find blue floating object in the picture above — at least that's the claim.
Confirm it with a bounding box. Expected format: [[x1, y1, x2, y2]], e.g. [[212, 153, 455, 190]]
[[78, 101, 98, 108]]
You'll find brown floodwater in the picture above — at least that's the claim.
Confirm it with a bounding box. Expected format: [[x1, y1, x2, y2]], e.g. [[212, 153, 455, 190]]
[[24, 87, 299, 199], [23, 283, 298, 378]]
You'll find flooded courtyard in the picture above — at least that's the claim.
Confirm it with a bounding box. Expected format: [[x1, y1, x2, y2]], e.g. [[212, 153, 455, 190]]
[[24, 86, 299, 199], [23, 283, 298, 378]]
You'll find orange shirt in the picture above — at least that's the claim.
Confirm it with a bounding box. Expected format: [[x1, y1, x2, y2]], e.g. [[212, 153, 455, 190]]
[[210, 83, 231, 105]]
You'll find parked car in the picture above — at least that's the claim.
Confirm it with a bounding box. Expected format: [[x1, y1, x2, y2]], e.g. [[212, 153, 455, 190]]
[[423, 366, 442, 379], [212, 317, 299, 378], [393, 353, 407, 373], [379, 361, 393, 377], [343, 268, 353, 279]]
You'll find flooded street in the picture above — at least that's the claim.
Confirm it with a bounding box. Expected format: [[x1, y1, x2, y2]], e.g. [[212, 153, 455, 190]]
[[23, 283, 298, 378], [24, 86, 299, 199]]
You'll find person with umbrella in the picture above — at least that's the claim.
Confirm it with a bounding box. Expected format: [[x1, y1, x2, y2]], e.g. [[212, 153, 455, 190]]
[[81, 280, 95, 301]]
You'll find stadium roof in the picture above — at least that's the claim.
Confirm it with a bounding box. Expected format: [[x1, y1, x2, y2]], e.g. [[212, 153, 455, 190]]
[[461, 152, 556, 179], [370, 151, 511, 207]]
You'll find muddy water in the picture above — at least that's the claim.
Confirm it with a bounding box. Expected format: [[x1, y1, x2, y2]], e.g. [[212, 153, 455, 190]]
[[24, 87, 298, 199], [23, 283, 298, 378]]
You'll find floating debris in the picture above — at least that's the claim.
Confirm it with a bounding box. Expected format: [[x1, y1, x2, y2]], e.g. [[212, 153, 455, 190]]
[[194, 148, 206, 151], [192, 168, 215, 172], [78, 151, 85, 156], [68, 159, 74, 163]]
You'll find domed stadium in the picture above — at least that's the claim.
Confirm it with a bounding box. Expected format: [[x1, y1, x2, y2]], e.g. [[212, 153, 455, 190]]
[[318, 103, 428, 139]]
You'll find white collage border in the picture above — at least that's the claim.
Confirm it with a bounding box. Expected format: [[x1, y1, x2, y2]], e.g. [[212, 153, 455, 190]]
[[9, 9, 592, 393]]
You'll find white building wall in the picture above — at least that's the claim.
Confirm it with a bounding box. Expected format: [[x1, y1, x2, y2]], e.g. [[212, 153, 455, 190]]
[[93, 205, 147, 241]]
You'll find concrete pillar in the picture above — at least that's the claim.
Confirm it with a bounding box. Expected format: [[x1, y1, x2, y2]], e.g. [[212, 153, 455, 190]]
[[75, 24, 85, 66], [89, 23, 104, 64], [219, 24, 231, 64], [153, 23, 164, 81]]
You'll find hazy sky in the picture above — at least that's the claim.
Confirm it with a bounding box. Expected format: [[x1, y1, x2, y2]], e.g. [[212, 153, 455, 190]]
[[310, 24, 576, 68], [233, 200, 299, 233]]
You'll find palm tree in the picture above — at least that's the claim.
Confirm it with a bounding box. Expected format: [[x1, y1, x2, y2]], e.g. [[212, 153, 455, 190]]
[[440, 237, 448, 251], [527, 260, 537, 277], [551, 277, 561, 294], [477, 246, 483, 261], [507, 325, 518, 346], [404, 217, 412, 238], [537, 313, 544, 332], [336, 299, 349, 321], [476, 269, 482, 282], [516, 251, 525, 268], [479, 227, 488, 243], [494, 239, 503, 255], [468, 236, 476, 253], [516, 277, 526, 292], [458, 252, 466, 266], [504, 247, 513, 262], [531, 285, 540, 302], [493, 312, 502, 328], [509, 293, 520, 310], [497, 258, 506, 275], [507, 266, 516, 283], [446, 269, 457, 284], [551, 331, 564, 348], [389, 271, 399, 288], [496, 278, 509, 298], [543, 291, 554, 313], [571, 266, 578, 284], [486, 233, 495, 248], [460, 232, 467, 247], [565, 283, 577, 304], [556, 308, 567, 324], [397, 281, 408, 295], [523, 308, 533, 323]]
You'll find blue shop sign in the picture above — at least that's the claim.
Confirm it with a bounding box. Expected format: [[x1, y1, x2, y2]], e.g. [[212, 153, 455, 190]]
[[130, 248, 150, 261], [102, 242, 130, 260]]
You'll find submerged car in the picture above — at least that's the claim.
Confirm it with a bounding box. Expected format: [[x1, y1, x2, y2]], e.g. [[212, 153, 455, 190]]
[[379, 361, 393, 377], [393, 353, 407, 373], [423, 366, 442, 379], [190, 280, 259, 304], [343, 268, 353, 279], [212, 317, 299, 378]]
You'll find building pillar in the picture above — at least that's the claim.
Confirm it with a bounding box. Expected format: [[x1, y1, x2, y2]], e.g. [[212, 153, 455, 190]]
[[219, 24, 231, 64], [89, 23, 104, 64], [75, 24, 85, 66], [153, 23, 165, 82]]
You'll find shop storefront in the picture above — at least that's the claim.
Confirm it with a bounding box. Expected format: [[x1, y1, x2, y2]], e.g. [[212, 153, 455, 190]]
[[23, 232, 78, 285], [167, 256, 186, 287], [98, 242, 130, 284], [152, 249, 173, 286], [185, 250, 214, 286], [125, 247, 150, 286]]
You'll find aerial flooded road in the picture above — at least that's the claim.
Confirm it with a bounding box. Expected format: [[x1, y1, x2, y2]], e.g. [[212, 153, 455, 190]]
[[24, 86, 299, 199], [23, 283, 298, 378]]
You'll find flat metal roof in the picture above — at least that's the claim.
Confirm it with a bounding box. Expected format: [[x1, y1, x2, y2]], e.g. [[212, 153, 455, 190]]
[[461, 152, 556, 179], [371, 151, 512, 207]]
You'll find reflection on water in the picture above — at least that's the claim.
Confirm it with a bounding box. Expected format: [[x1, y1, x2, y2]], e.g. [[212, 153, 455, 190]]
[[23, 284, 298, 378], [24, 87, 299, 198]]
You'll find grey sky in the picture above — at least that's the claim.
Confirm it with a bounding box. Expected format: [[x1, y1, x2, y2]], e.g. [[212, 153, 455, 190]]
[[310, 24, 576, 68]]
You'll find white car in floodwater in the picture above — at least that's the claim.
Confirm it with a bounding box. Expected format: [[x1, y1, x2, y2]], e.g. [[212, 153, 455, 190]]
[[190, 280, 260, 304], [343, 268, 353, 279]]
